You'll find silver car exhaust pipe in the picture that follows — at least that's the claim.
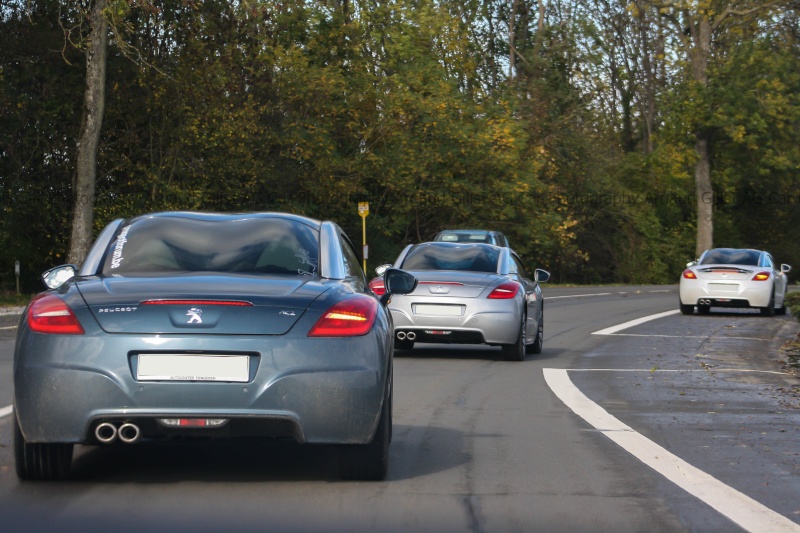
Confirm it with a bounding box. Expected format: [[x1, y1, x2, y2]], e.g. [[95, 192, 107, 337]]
[[95, 422, 118, 444], [118, 423, 141, 444], [396, 331, 406, 340], [699, 299, 712, 306], [406, 331, 416, 341]]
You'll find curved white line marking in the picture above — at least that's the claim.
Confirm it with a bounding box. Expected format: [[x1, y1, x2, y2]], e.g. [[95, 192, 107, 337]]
[[592, 309, 679, 335], [543, 368, 800, 532], [0, 405, 12, 419]]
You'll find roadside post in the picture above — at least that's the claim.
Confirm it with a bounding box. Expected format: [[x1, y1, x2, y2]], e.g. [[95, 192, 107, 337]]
[[358, 202, 369, 273], [15, 260, 20, 295]]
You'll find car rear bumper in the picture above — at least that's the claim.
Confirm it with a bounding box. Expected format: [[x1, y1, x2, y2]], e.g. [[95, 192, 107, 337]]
[[14, 333, 388, 445], [679, 282, 772, 308], [389, 303, 521, 345]]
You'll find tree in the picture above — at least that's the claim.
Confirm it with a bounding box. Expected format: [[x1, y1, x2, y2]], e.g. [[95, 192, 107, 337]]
[[647, 0, 789, 257], [68, 0, 109, 265]]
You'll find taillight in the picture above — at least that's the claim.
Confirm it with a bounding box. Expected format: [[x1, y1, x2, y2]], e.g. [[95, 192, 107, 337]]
[[487, 282, 520, 299], [308, 295, 378, 337], [369, 279, 386, 296], [752, 272, 771, 281], [682, 269, 697, 279], [27, 294, 85, 335]]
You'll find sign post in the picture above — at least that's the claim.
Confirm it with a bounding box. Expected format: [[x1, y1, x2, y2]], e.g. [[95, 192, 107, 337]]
[[358, 202, 369, 273]]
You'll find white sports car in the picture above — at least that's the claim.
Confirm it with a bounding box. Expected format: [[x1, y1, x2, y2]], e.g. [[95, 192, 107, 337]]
[[679, 248, 792, 316]]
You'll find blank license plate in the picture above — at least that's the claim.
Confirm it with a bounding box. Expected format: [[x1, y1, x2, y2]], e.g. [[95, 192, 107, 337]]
[[137, 354, 250, 382], [413, 304, 464, 316]]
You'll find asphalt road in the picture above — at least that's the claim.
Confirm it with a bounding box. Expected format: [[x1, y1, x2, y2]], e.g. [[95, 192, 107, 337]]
[[0, 287, 798, 532]]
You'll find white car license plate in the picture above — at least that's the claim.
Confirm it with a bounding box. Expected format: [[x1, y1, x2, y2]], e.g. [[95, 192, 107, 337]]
[[413, 304, 465, 316], [137, 354, 250, 382]]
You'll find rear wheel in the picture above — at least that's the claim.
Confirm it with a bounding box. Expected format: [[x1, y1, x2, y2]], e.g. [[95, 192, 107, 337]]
[[14, 412, 73, 481], [679, 302, 694, 315], [697, 305, 711, 315], [526, 314, 543, 354], [502, 312, 526, 361], [760, 291, 776, 316], [339, 386, 391, 481]]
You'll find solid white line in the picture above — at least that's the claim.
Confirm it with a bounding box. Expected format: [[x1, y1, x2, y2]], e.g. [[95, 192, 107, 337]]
[[543, 368, 800, 533], [0, 326, 17, 330], [0, 405, 12, 419], [592, 309, 680, 335]]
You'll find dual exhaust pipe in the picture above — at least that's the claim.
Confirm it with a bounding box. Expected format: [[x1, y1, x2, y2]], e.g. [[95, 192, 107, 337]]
[[698, 299, 712, 306], [95, 422, 141, 444], [396, 331, 416, 341]]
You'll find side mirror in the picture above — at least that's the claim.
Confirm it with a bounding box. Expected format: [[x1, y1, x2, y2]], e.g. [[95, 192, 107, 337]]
[[380, 268, 417, 305], [781, 264, 792, 273], [42, 264, 78, 289], [534, 268, 550, 283], [375, 264, 392, 277], [686, 261, 697, 267]]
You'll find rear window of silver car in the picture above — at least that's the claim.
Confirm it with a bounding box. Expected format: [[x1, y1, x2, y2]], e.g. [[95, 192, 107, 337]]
[[102, 217, 320, 276], [401, 243, 499, 272]]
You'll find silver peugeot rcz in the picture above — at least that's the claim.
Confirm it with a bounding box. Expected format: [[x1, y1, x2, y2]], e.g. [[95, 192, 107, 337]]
[[13, 211, 416, 481], [372, 242, 550, 360]]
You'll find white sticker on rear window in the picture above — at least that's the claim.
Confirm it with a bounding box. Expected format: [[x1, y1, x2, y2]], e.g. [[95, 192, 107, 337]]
[[295, 248, 318, 275], [110, 225, 131, 269]]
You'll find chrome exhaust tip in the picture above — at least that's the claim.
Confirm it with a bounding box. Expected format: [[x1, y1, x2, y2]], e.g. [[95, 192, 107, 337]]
[[396, 331, 406, 340], [95, 422, 118, 444], [406, 331, 416, 341], [118, 423, 141, 444]]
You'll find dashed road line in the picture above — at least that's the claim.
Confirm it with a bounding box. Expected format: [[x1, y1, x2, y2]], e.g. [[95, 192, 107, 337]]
[[544, 368, 800, 533]]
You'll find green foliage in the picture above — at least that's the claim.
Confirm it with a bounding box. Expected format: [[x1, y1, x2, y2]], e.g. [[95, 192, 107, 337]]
[[786, 291, 800, 321], [1, 0, 798, 289]]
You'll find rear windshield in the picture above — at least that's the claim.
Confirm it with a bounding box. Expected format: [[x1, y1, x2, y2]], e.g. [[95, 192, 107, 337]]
[[401, 243, 499, 272], [699, 249, 760, 266], [102, 216, 320, 276]]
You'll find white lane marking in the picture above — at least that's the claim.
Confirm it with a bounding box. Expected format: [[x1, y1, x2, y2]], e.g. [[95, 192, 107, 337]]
[[545, 293, 612, 300], [592, 309, 679, 335], [543, 368, 800, 533], [569, 368, 790, 376], [0, 405, 12, 419], [0, 326, 17, 330]]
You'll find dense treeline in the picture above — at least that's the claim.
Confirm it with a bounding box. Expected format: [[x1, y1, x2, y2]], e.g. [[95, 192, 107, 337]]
[[1, 0, 798, 292]]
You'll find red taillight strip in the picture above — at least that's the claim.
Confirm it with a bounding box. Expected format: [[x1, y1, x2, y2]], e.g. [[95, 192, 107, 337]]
[[28, 294, 85, 335], [140, 300, 253, 306], [752, 272, 771, 281], [308, 295, 378, 337], [487, 282, 520, 299], [682, 269, 697, 279]]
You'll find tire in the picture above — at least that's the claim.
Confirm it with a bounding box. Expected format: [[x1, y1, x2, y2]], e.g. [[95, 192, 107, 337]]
[[339, 385, 391, 481], [14, 412, 73, 481], [679, 303, 694, 315], [776, 304, 787, 316], [526, 314, 543, 354], [502, 312, 526, 361], [760, 291, 776, 316]]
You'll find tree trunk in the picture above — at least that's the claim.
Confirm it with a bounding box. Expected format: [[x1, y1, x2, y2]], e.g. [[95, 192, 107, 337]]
[[68, 0, 108, 266], [691, 15, 712, 259], [694, 135, 713, 257]]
